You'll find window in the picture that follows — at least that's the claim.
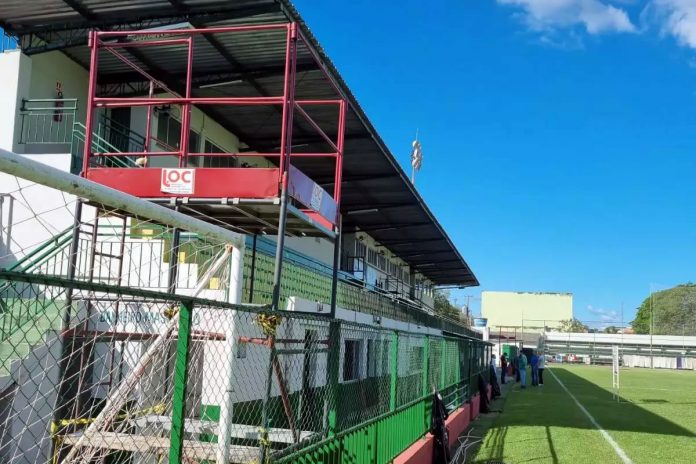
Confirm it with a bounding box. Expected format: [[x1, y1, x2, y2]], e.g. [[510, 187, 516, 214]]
[[201, 139, 237, 168], [355, 241, 367, 259], [377, 254, 386, 271], [156, 112, 199, 152], [367, 339, 376, 377], [343, 340, 362, 381], [409, 346, 424, 373]]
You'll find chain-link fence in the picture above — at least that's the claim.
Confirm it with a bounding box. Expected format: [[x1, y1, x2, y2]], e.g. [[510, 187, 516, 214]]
[[0, 270, 489, 464], [0, 160, 489, 463]]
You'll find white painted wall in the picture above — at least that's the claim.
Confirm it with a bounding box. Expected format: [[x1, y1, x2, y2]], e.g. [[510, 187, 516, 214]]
[[28, 51, 89, 125], [0, 51, 32, 153]]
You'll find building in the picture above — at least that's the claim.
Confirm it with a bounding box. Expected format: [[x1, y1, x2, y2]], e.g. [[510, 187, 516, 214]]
[[544, 332, 696, 369], [481, 291, 573, 330], [0, 2, 490, 463]]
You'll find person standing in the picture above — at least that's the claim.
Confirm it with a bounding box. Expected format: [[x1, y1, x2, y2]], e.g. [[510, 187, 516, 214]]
[[517, 351, 528, 388], [500, 354, 508, 384], [515, 352, 521, 383], [538, 352, 545, 386], [530, 352, 539, 386]]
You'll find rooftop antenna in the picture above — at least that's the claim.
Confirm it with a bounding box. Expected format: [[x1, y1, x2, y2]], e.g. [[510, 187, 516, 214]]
[[410, 129, 422, 185]]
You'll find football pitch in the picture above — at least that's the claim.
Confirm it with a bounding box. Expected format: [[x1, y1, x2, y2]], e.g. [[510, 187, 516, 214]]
[[472, 364, 696, 464]]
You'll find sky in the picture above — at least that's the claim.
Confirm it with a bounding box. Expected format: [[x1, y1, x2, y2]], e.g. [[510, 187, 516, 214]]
[[293, 0, 696, 327]]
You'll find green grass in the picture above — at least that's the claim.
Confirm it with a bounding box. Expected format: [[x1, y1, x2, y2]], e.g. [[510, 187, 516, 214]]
[[472, 365, 696, 464]]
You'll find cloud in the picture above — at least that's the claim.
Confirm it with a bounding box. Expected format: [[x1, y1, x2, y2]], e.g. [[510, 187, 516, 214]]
[[649, 0, 696, 48], [586, 305, 620, 322], [498, 0, 637, 35]]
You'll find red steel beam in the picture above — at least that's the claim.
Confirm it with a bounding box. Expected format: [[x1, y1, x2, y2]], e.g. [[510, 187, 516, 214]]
[[294, 102, 338, 152], [100, 38, 191, 48], [96, 23, 289, 38]]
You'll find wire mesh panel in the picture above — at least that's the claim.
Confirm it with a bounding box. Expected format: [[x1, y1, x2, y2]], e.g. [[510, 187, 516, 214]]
[[335, 322, 392, 430], [395, 333, 426, 408]]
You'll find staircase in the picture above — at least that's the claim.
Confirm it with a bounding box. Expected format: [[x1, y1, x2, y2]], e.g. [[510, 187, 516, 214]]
[[0, 298, 63, 377], [0, 228, 73, 377], [71, 121, 143, 174]]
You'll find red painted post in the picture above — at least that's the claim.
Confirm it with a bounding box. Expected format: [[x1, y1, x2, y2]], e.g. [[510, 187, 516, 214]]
[[144, 80, 154, 155], [278, 23, 294, 182], [82, 31, 100, 177], [334, 100, 347, 205], [179, 37, 194, 167]]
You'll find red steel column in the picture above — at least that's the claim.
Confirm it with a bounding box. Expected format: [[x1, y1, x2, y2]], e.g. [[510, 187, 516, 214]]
[[144, 80, 154, 157], [333, 100, 347, 207], [82, 31, 100, 176], [278, 23, 297, 182], [179, 37, 194, 167]]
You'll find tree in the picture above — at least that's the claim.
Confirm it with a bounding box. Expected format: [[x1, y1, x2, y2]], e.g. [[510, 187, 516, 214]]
[[558, 318, 589, 333], [631, 284, 696, 335], [433, 289, 463, 321], [603, 326, 620, 334]]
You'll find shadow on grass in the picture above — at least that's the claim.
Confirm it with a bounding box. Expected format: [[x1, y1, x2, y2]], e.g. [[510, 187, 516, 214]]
[[545, 426, 558, 464], [548, 367, 695, 437]]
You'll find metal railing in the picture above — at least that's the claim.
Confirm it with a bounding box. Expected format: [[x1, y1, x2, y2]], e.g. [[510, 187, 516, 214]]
[[97, 114, 146, 154], [71, 122, 140, 174], [18, 98, 78, 145]]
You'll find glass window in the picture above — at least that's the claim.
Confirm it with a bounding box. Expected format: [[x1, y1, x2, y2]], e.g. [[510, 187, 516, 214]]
[[201, 139, 237, 168], [367, 339, 376, 377], [343, 339, 361, 381], [156, 112, 199, 152]]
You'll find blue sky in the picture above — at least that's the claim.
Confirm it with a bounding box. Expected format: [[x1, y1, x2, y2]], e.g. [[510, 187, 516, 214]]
[[294, 0, 696, 326]]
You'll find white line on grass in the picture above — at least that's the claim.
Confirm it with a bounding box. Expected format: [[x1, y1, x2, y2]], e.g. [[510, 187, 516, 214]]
[[548, 367, 634, 464]]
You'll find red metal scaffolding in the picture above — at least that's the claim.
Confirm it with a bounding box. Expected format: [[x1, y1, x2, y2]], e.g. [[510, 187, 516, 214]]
[[81, 22, 346, 235]]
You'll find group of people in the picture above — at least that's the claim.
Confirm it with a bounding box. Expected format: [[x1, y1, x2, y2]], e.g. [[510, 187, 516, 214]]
[[495, 350, 545, 388]]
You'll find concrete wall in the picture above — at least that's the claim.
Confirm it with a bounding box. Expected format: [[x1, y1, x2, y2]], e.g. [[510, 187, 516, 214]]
[[0, 51, 31, 153], [482, 291, 573, 329], [28, 51, 89, 125]]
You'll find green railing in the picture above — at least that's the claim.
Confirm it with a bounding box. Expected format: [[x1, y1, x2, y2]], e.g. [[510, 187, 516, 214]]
[[0, 227, 73, 336], [245, 236, 478, 339], [71, 122, 140, 174], [97, 114, 146, 154], [272, 333, 486, 464], [18, 98, 78, 145]]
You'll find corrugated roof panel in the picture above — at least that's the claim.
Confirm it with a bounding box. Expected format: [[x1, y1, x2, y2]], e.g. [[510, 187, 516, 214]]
[[0, 0, 478, 286]]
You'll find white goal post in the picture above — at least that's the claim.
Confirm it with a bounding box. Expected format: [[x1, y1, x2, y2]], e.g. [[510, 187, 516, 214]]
[[612, 345, 620, 401], [1, 148, 249, 462], [0, 148, 244, 249]]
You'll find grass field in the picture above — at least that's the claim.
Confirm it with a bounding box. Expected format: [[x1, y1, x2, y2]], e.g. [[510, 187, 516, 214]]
[[471, 364, 696, 463]]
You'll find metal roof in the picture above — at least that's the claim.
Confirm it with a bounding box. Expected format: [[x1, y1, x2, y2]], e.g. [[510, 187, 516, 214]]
[[0, 0, 479, 287]]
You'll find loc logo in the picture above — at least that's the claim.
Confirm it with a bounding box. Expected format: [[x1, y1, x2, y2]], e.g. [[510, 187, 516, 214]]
[[161, 168, 195, 194]]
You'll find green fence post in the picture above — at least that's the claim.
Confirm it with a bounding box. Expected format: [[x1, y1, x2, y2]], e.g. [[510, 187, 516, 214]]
[[422, 336, 429, 396], [326, 320, 341, 436], [422, 335, 430, 431], [389, 331, 399, 411], [440, 338, 446, 390], [169, 299, 193, 463]]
